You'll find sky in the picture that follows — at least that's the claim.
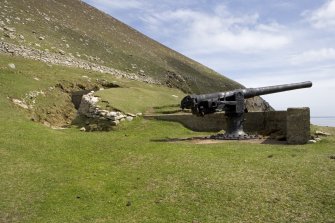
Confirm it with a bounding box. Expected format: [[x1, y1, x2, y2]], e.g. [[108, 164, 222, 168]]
[[83, 0, 335, 117]]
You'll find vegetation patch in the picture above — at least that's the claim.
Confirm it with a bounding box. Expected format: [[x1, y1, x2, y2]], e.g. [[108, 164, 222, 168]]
[[95, 85, 185, 114]]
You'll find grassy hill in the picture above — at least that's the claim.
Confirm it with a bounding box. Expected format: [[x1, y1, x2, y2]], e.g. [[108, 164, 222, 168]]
[[0, 0, 241, 93]]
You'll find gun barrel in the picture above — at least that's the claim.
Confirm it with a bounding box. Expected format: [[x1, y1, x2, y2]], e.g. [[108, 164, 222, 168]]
[[242, 81, 312, 98], [180, 81, 313, 110]]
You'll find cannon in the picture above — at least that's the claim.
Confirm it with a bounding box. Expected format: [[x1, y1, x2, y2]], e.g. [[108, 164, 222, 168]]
[[180, 81, 312, 140]]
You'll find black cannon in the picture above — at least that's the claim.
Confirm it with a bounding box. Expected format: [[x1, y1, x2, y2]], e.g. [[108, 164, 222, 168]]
[[181, 81, 312, 140]]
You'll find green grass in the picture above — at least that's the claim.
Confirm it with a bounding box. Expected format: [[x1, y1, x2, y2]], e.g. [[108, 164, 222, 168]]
[[95, 85, 184, 114], [1, 108, 335, 222], [1, 55, 335, 222]]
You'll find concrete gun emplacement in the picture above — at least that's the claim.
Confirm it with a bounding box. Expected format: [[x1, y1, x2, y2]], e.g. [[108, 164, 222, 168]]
[[180, 81, 313, 140]]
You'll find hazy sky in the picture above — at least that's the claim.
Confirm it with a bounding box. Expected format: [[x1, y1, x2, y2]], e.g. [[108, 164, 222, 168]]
[[83, 0, 335, 116]]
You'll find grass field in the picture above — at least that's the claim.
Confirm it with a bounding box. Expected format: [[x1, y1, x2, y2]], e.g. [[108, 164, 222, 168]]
[[95, 86, 184, 114], [1, 55, 335, 222]]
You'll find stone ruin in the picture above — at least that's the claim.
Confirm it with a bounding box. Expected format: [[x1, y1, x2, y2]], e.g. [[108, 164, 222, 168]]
[[77, 91, 142, 131]]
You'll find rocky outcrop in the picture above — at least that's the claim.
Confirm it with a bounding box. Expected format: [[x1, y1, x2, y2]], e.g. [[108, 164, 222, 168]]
[[0, 41, 159, 85], [246, 96, 273, 112], [77, 91, 142, 131]]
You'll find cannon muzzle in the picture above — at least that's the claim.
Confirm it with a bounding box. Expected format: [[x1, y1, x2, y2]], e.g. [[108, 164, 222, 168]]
[[242, 81, 312, 98]]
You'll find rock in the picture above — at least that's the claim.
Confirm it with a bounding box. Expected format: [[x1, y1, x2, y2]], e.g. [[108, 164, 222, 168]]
[[88, 124, 98, 131], [34, 43, 41, 47], [77, 93, 100, 116], [8, 63, 15, 69], [4, 26, 15, 32], [31, 114, 40, 122], [107, 116, 117, 121], [59, 49, 65, 55], [118, 115, 126, 120], [80, 127, 86, 132], [308, 140, 317, 144], [4, 32, 16, 39], [33, 77, 39, 81], [315, 137, 322, 142], [126, 113, 136, 117], [136, 113, 143, 116], [19, 34, 24, 40], [99, 111, 107, 117], [38, 36, 45, 40], [107, 111, 117, 117], [12, 98, 28, 109], [110, 120, 119, 126], [126, 116, 133, 121], [315, 131, 331, 136]]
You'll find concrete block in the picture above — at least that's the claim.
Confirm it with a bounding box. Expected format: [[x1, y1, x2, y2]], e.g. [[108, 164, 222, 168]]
[[287, 108, 310, 144]]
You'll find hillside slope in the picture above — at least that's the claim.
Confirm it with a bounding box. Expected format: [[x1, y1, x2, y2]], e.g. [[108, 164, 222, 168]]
[[0, 0, 270, 111]]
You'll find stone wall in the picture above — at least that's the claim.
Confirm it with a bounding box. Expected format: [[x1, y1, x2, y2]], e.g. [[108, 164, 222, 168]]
[[77, 91, 141, 131], [0, 41, 159, 85]]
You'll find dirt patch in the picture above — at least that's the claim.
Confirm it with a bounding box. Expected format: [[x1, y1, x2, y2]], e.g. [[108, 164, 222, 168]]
[[191, 138, 287, 145], [28, 79, 120, 128], [152, 136, 288, 145]]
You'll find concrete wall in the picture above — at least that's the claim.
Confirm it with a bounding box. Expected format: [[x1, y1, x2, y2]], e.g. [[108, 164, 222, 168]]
[[145, 108, 310, 144], [145, 111, 287, 134]]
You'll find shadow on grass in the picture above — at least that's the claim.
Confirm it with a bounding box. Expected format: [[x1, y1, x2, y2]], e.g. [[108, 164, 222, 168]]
[[151, 136, 288, 145]]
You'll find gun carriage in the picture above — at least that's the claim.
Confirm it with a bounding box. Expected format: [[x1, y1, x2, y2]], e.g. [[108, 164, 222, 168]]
[[181, 81, 312, 140]]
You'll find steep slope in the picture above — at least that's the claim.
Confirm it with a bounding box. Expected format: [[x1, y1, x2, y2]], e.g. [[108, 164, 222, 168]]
[[0, 0, 270, 111]]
